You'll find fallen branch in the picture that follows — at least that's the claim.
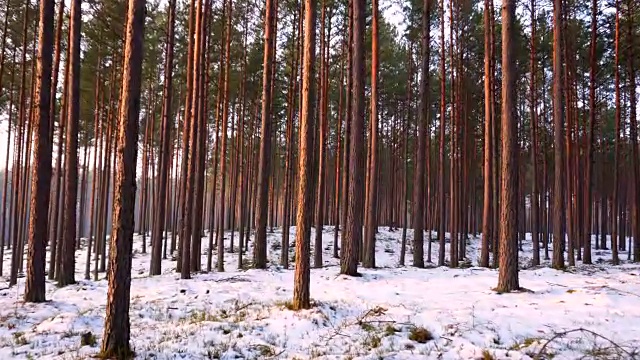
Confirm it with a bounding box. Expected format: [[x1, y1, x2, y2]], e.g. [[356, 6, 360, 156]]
[[213, 275, 250, 283], [534, 328, 637, 360], [355, 306, 387, 324], [593, 285, 640, 298], [233, 301, 256, 312]]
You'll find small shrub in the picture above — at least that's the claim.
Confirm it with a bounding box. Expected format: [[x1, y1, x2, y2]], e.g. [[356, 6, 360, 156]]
[[219, 309, 229, 319], [310, 347, 327, 358], [581, 346, 618, 359], [384, 324, 399, 336], [190, 310, 205, 323], [510, 337, 541, 350], [360, 322, 375, 332], [256, 344, 275, 357], [481, 349, 495, 360], [234, 310, 248, 322], [13, 332, 28, 346], [408, 327, 433, 343], [366, 335, 381, 349], [206, 348, 221, 359], [274, 300, 295, 310], [81, 332, 97, 347]]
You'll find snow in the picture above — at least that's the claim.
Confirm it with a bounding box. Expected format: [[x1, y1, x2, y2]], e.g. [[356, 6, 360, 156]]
[[1, 227, 639, 359]]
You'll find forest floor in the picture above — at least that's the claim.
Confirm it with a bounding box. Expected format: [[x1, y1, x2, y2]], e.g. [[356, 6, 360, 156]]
[[0, 227, 639, 360]]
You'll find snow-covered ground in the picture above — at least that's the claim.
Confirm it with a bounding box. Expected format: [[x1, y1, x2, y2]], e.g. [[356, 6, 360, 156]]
[[1, 227, 639, 359]]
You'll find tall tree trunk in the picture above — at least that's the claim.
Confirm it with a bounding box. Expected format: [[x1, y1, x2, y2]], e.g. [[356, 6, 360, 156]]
[[411, 0, 430, 269], [9, 1, 31, 287], [138, 95, 150, 238], [448, 0, 458, 269], [363, 0, 379, 269], [46, 0, 64, 256], [627, 0, 638, 262], [490, 0, 499, 268], [282, 4, 301, 268], [437, 0, 446, 267], [59, 0, 81, 287], [496, 0, 520, 293], [77, 128, 89, 247], [190, 0, 209, 273], [49, 23, 71, 281], [236, 20, 248, 268], [332, 34, 344, 260], [49, 0, 64, 143], [400, 43, 413, 266], [0, 52, 16, 276], [314, 0, 327, 269], [340, 0, 365, 277], [176, 0, 196, 274], [254, 0, 276, 269], [529, 0, 540, 266], [181, 0, 204, 279], [584, 0, 597, 265], [206, 15, 225, 272], [100, 0, 145, 354], [24, 0, 55, 303], [216, 0, 233, 272], [480, 0, 493, 268], [611, 0, 621, 265], [85, 71, 103, 279], [292, 0, 316, 310], [340, 1, 352, 258], [150, 0, 176, 275], [551, 0, 565, 269]]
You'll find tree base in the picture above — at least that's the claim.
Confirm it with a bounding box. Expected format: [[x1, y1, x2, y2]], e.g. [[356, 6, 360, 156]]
[[23, 293, 47, 303], [98, 346, 135, 359], [493, 286, 533, 294], [339, 271, 362, 277]]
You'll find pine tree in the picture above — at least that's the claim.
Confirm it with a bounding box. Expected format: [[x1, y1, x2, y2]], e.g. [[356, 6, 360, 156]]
[[552, 0, 565, 270], [341, 0, 365, 277], [100, 0, 146, 354], [529, 0, 540, 266], [496, 0, 519, 293], [411, 0, 431, 269], [293, 0, 317, 310], [150, 0, 176, 276], [584, 0, 598, 265], [254, 0, 276, 270], [363, 0, 379, 269], [24, 0, 55, 303], [480, 0, 493, 268], [58, 0, 82, 287]]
